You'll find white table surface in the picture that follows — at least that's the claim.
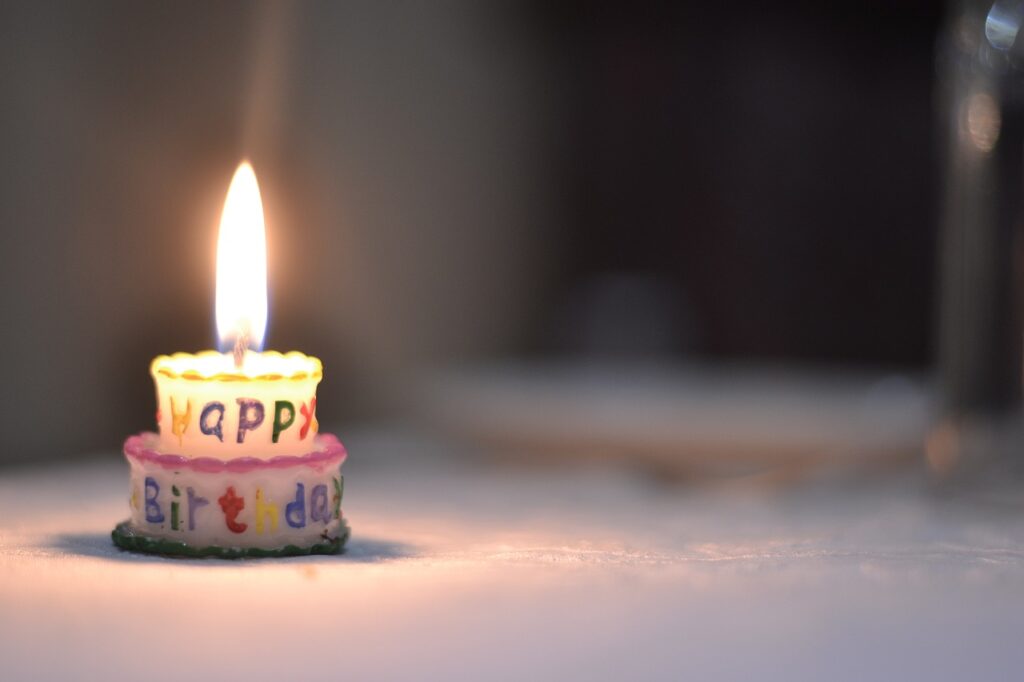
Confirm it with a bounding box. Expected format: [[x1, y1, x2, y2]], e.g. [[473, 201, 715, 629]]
[[2, 428, 1024, 681]]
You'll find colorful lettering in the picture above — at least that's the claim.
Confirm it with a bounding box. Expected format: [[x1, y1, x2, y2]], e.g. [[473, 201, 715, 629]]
[[236, 398, 265, 443], [218, 486, 247, 533], [254, 488, 279, 535], [332, 476, 343, 519], [171, 485, 180, 531], [144, 476, 164, 523], [299, 397, 317, 440], [272, 401, 296, 443], [187, 487, 209, 531], [200, 401, 226, 442], [310, 484, 330, 523], [285, 483, 306, 528], [169, 397, 191, 446]]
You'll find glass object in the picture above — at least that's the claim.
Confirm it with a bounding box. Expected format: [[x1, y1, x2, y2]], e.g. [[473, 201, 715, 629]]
[[931, 0, 1024, 483]]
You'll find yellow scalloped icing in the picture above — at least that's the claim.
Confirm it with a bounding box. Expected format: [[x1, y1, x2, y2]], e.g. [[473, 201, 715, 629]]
[[151, 350, 323, 382]]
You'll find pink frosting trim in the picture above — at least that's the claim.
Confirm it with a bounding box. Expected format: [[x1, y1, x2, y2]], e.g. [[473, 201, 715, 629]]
[[123, 432, 347, 473]]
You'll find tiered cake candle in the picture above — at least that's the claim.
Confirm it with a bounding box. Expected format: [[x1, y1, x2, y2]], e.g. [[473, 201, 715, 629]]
[[112, 163, 349, 558]]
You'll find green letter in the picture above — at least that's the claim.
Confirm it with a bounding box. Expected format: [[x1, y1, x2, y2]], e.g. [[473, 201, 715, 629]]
[[272, 400, 295, 443]]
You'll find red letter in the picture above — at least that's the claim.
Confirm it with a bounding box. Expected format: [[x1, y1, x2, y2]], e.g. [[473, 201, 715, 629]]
[[299, 397, 317, 440], [218, 486, 247, 533]]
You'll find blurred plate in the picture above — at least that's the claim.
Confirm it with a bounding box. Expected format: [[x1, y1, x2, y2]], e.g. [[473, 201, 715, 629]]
[[417, 361, 930, 479]]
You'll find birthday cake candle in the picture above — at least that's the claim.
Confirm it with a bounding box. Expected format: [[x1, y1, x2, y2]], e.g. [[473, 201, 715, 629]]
[[112, 162, 349, 558]]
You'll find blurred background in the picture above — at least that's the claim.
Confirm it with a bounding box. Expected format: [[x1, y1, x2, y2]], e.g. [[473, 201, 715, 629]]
[[0, 1, 1014, 481]]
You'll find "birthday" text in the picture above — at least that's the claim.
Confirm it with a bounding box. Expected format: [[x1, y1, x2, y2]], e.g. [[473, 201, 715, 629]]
[[136, 474, 342, 534]]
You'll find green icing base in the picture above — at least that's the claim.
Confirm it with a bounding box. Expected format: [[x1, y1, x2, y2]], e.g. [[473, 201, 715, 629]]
[[111, 520, 349, 559]]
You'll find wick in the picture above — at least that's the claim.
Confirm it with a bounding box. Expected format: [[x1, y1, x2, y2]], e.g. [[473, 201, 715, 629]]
[[233, 333, 249, 369]]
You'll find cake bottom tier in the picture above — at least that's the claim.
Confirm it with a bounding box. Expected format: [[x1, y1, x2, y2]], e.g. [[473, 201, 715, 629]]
[[113, 432, 348, 558]]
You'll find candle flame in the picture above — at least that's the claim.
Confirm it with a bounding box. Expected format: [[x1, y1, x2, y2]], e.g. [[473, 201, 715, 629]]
[[216, 161, 268, 354]]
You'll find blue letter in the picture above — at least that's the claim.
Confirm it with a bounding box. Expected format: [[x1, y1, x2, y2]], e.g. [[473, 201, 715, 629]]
[[144, 476, 164, 523], [310, 484, 330, 523], [236, 398, 265, 443], [285, 483, 306, 528], [187, 487, 209, 531], [200, 401, 225, 442]]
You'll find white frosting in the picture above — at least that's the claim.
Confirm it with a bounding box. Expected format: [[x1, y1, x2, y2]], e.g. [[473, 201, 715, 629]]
[[126, 457, 343, 550]]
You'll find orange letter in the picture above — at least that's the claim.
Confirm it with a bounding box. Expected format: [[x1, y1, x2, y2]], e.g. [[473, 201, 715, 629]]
[[169, 397, 192, 446]]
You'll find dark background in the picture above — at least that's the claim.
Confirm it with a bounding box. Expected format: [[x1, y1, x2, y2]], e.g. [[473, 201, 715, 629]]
[[0, 1, 944, 463]]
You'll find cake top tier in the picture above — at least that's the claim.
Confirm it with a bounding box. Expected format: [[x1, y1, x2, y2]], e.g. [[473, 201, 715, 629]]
[[151, 350, 323, 459], [152, 350, 322, 383]]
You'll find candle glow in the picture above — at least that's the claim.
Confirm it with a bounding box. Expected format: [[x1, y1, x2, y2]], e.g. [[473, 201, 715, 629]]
[[216, 161, 268, 353]]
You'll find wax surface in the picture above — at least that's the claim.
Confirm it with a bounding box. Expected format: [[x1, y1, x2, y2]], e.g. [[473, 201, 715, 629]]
[[151, 351, 322, 458], [152, 350, 320, 381], [122, 432, 345, 550]]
